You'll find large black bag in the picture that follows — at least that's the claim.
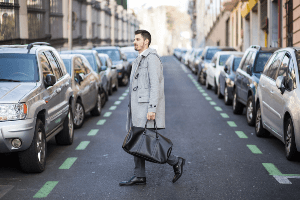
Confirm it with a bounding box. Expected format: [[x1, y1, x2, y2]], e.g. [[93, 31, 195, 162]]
[[122, 120, 173, 164]]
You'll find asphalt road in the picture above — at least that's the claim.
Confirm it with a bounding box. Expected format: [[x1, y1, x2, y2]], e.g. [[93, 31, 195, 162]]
[[1, 56, 300, 200]]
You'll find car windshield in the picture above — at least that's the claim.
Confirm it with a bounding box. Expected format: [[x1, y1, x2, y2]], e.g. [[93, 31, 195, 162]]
[[95, 50, 121, 61], [254, 52, 273, 73], [81, 54, 96, 71], [62, 59, 72, 75], [124, 52, 137, 59], [233, 57, 242, 71], [206, 49, 220, 60], [0, 54, 39, 82], [219, 55, 231, 66], [99, 56, 106, 66]]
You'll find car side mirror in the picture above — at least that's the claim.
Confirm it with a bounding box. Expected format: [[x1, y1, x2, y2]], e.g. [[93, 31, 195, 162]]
[[224, 65, 228, 73], [246, 65, 252, 76], [101, 65, 107, 71], [276, 76, 286, 94], [44, 74, 56, 88]]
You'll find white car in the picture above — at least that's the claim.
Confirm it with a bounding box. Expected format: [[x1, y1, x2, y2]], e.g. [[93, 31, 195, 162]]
[[206, 51, 242, 94]]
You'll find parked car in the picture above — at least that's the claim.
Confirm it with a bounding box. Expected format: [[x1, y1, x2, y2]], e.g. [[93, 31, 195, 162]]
[[255, 47, 300, 160], [183, 49, 194, 65], [206, 51, 241, 95], [60, 50, 108, 107], [0, 43, 74, 173], [60, 54, 102, 128], [233, 45, 279, 126], [120, 48, 138, 74], [179, 48, 187, 62], [219, 53, 244, 105], [173, 48, 182, 59], [197, 46, 236, 85], [98, 53, 119, 94], [93, 46, 130, 86], [189, 48, 203, 74]]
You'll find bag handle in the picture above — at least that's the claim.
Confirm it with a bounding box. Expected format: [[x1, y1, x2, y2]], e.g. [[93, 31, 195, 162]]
[[144, 119, 158, 138]]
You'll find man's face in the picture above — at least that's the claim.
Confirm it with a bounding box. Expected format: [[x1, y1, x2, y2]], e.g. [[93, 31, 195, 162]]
[[133, 34, 148, 52]]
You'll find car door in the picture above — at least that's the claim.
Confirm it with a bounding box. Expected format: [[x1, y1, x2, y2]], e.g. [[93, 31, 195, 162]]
[[261, 52, 284, 132], [39, 52, 62, 135], [208, 56, 217, 86], [236, 51, 250, 99], [271, 52, 295, 136], [238, 51, 253, 103], [81, 56, 98, 111]]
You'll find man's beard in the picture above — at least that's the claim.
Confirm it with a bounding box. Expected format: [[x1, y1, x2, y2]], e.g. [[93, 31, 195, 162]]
[[134, 45, 138, 51]]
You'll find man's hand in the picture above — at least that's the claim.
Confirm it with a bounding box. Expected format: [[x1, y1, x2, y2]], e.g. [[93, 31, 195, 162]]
[[147, 112, 156, 120]]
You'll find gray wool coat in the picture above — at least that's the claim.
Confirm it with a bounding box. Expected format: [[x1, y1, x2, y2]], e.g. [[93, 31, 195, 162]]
[[126, 48, 165, 131]]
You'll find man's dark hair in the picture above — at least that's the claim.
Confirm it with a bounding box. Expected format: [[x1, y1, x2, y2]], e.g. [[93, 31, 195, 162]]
[[135, 30, 151, 46]]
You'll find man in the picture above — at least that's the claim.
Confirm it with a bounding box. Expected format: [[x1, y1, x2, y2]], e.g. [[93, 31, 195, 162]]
[[119, 30, 185, 186]]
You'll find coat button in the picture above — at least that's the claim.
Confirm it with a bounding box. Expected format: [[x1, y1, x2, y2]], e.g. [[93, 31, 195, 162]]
[[133, 86, 138, 91], [135, 73, 139, 79]]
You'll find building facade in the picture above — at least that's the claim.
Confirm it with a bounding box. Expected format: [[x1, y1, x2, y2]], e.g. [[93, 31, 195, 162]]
[[0, 0, 139, 48]]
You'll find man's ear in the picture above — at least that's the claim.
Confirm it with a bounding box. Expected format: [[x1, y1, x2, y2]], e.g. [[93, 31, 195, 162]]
[[145, 39, 149, 46]]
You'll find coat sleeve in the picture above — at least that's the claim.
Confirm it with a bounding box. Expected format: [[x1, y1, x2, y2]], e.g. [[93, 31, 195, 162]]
[[147, 54, 162, 113]]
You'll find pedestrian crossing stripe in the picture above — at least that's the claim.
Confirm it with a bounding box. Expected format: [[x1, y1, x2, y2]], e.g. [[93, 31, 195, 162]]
[[263, 163, 300, 184]]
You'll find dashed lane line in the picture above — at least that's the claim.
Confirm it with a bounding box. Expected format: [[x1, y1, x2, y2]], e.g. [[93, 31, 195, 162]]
[[88, 129, 99, 136], [122, 93, 128, 96], [220, 113, 229, 118], [114, 101, 121, 105], [202, 93, 208, 96], [210, 101, 217, 105], [119, 96, 125, 100], [97, 119, 106, 125], [205, 97, 212, 100], [227, 121, 237, 127], [262, 163, 300, 184], [33, 181, 58, 198], [109, 106, 117, 110], [76, 141, 90, 150], [103, 112, 112, 117], [59, 157, 78, 169], [214, 106, 222, 111], [235, 131, 247, 138], [247, 145, 262, 154]]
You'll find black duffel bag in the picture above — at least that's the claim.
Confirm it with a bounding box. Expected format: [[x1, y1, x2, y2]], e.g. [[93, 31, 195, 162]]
[[122, 120, 173, 164]]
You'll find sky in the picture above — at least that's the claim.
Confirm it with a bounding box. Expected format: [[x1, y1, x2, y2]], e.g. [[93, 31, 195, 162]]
[[127, 0, 189, 12]]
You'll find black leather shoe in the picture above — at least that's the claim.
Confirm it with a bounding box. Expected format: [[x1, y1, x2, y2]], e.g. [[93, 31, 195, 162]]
[[119, 176, 146, 186], [172, 157, 185, 183]]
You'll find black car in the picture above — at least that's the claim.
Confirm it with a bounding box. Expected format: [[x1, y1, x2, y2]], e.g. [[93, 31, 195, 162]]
[[218, 53, 244, 104], [197, 46, 236, 85], [93, 46, 130, 86], [233, 45, 279, 126]]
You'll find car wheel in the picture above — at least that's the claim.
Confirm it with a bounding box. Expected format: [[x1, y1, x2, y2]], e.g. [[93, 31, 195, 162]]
[[108, 79, 113, 95], [206, 77, 212, 89], [224, 86, 232, 105], [255, 103, 268, 137], [19, 118, 46, 173], [55, 107, 74, 145], [113, 79, 118, 91], [246, 96, 255, 126], [74, 101, 85, 129], [285, 118, 298, 160], [91, 92, 102, 116], [232, 89, 243, 114], [121, 72, 129, 86], [214, 79, 218, 94], [200, 71, 206, 85], [217, 82, 224, 99]]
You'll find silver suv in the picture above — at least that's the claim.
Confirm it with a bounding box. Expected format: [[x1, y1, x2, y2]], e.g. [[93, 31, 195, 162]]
[[255, 47, 300, 160], [0, 43, 74, 173]]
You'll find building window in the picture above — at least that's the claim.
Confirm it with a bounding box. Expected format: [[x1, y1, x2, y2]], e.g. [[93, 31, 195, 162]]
[[28, 12, 44, 39], [286, 0, 293, 46], [50, 0, 62, 13], [0, 8, 17, 40], [27, 0, 43, 9]]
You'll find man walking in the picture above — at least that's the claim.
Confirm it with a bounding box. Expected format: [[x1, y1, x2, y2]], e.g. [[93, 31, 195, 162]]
[[119, 30, 185, 186]]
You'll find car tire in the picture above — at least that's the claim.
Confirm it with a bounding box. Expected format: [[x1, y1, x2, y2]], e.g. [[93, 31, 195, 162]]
[[73, 101, 85, 129], [91, 92, 102, 116], [224, 86, 232, 105], [121, 72, 129, 86], [206, 77, 212, 89], [246, 96, 255, 126], [200, 70, 206, 85], [255, 103, 269, 137], [285, 118, 298, 160], [55, 107, 74, 145], [18, 118, 46, 173], [113, 79, 118, 91], [232, 88, 244, 114], [214, 79, 218, 94], [108, 79, 113, 95], [217, 82, 223, 99]]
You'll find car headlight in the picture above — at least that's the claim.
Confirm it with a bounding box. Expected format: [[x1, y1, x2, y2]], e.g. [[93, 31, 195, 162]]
[[0, 103, 27, 121]]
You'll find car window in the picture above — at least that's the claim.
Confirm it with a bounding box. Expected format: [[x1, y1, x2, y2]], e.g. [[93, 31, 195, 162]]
[[82, 54, 96, 71], [219, 55, 231, 66], [264, 52, 284, 80], [211, 55, 217, 64], [52, 50, 67, 75], [107, 58, 112, 68], [197, 50, 203, 57], [233, 57, 242, 71], [249, 52, 257, 66], [206, 49, 220, 60], [74, 57, 86, 76], [81, 57, 91, 74], [50, 51, 65, 76], [241, 51, 253, 71], [62, 59, 71, 75], [40, 53, 54, 81], [99, 56, 106, 66], [288, 58, 297, 90], [277, 54, 289, 77], [95, 53, 102, 72], [95, 49, 121, 61], [44, 51, 63, 80], [253, 52, 273, 73]]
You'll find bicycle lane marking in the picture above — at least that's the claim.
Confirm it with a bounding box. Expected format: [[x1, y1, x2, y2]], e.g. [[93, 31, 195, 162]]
[[262, 163, 300, 184], [33, 181, 58, 198]]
